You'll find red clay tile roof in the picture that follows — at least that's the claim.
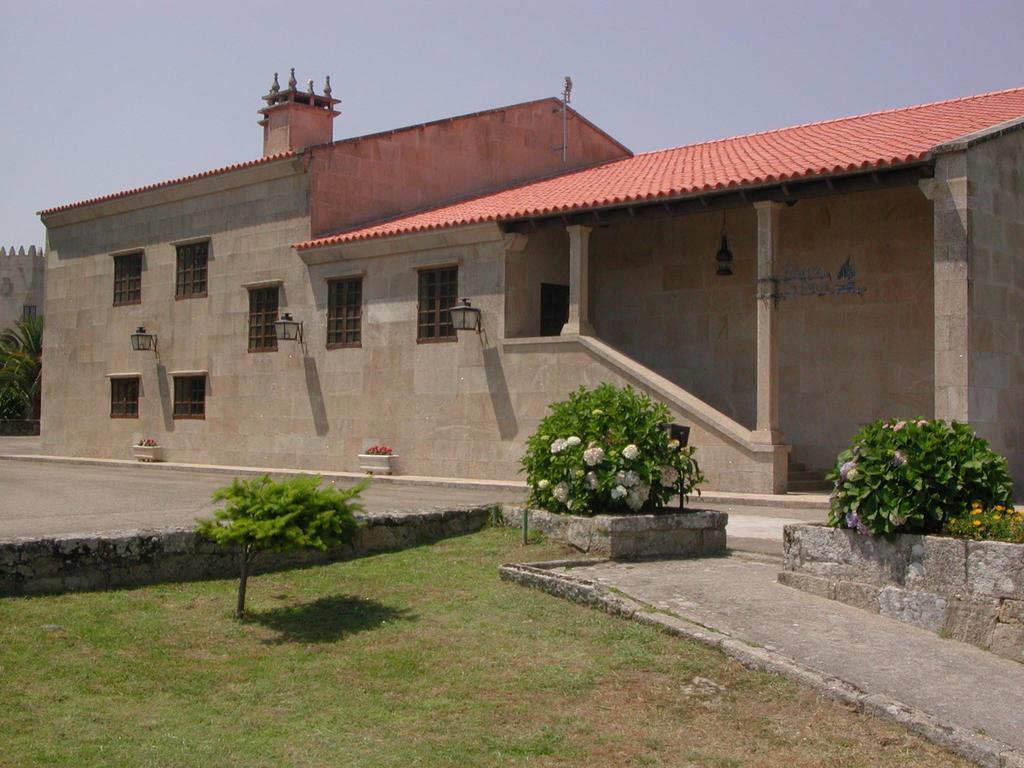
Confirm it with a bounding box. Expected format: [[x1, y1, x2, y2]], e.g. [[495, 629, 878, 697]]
[[294, 86, 1024, 249], [38, 98, 627, 219], [38, 152, 297, 216]]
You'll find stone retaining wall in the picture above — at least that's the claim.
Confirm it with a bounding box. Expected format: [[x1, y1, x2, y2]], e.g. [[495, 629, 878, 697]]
[[781, 523, 1024, 664], [0, 419, 40, 436], [0, 506, 493, 596], [502, 507, 727, 559]]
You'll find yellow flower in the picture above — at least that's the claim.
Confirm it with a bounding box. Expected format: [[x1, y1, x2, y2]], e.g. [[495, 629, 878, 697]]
[[971, 500, 983, 508], [993, 515, 1001, 521], [973, 520, 982, 527], [971, 509, 982, 516], [995, 505, 1005, 512]]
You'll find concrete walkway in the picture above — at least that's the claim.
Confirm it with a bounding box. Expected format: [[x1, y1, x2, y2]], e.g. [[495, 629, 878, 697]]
[[518, 555, 1024, 763]]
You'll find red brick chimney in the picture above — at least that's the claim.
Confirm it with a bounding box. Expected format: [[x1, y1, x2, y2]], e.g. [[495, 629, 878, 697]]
[[258, 69, 340, 156]]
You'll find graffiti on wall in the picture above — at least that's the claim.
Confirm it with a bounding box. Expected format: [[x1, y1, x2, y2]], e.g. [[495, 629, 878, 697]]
[[769, 256, 866, 302]]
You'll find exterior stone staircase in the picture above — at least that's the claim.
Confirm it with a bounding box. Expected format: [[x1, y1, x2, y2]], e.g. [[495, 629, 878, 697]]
[[787, 460, 833, 493]]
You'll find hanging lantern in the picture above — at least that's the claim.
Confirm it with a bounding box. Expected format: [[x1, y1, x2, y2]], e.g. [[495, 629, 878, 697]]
[[449, 298, 482, 333], [130, 326, 157, 352], [273, 312, 303, 342], [715, 210, 734, 276]]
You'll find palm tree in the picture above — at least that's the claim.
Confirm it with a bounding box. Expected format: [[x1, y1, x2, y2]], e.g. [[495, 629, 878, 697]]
[[0, 316, 43, 419]]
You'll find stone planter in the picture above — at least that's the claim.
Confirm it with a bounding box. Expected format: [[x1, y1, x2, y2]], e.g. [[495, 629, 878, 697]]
[[781, 523, 1024, 664], [358, 453, 397, 475], [506, 507, 727, 559], [131, 444, 163, 462]]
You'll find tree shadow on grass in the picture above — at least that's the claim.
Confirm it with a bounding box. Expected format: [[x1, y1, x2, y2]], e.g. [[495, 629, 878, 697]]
[[248, 594, 417, 644]]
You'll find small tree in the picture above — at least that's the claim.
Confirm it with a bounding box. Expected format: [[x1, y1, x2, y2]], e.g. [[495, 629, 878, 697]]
[[197, 474, 364, 617]]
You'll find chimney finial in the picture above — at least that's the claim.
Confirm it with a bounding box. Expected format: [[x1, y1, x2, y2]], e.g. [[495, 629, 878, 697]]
[[288, 67, 297, 90], [270, 72, 280, 95], [307, 79, 314, 95], [323, 76, 332, 98]]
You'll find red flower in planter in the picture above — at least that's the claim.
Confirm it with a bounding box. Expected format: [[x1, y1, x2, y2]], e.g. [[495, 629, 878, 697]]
[[365, 445, 393, 456]]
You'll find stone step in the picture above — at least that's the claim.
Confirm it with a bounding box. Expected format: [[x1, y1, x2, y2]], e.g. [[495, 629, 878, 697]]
[[787, 479, 834, 492], [788, 469, 827, 481]]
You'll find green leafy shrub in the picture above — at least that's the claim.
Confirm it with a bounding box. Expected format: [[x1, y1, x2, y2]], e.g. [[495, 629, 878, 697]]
[[827, 419, 1014, 537], [943, 501, 1024, 543], [197, 475, 364, 617], [521, 384, 704, 515]]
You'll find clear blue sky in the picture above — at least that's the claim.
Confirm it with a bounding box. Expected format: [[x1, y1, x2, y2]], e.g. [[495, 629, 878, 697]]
[[2, 0, 1021, 247]]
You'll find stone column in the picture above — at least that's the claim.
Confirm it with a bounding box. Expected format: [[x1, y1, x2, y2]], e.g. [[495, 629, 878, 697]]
[[754, 201, 783, 444], [561, 224, 595, 336], [919, 152, 970, 422]]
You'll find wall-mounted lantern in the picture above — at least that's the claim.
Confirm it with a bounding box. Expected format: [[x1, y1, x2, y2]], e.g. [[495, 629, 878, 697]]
[[715, 210, 734, 277], [449, 298, 481, 333], [130, 326, 157, 352], [273, 312, 303, 343]]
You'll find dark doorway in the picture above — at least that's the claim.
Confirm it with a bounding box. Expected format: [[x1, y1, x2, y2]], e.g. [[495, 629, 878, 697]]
[[540, 283, 569, 336]]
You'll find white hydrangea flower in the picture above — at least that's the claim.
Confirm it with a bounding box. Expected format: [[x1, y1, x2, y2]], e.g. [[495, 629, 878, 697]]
[[610, 485, 627, 500], [566, 436, 582, 447], [667, 439, 680, 450], [622, 444, 639, 460], [583, 445, 605, 466], [553, 482, 569, 503], [550, 438, 568, 454], [572, 468, 585, 479], [624, 470, 640, 487], [537, 479, 550, 490], [585, 471, 599, 490], [659, 465, 679, 487], [625, 490, 644, 511], [847, 467, 860, 481]]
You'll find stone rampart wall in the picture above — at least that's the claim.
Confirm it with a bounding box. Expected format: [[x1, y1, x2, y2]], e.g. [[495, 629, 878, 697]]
[[781, 523, 1023, 664], [0, 506, 493, 596]]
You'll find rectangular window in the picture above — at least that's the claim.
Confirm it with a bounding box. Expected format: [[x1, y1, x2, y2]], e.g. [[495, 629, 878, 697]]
[[327, 277, 362, 348], [21, 305, 37, 320], [417, 266, 457, 342], [110, 377, 140, 418], [113, 252, 142, 306], [248, 286, 279, 352], [175, 241, 208, 299], [173, 376, 206, 419]]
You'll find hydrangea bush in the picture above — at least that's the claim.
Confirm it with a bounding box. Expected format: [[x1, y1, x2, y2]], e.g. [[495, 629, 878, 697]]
[[521, 384, 705, 515], [827, 419, 1014, 537]]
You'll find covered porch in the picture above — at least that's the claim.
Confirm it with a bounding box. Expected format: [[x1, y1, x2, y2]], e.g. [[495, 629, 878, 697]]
[[501, 165, 937, 493]]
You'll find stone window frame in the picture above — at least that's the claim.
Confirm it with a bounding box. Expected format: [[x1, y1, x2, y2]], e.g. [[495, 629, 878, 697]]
[[109, 376, 140, 419], [326, 276, 363, 349], [247, 285, 279, 353], [112, 250, 143, 306], [416, 264, 458, 344], [172, 374, 206, 420], [174, 239, 209, 300]]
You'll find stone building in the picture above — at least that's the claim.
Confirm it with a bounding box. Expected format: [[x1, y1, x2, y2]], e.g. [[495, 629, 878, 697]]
[[0, 246, 44, 331], [38, 77, 1024, 492]]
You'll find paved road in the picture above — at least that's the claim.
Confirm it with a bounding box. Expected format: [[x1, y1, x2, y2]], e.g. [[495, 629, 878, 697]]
[[0, 460, 527, 538], [0, 436, 824, 550]]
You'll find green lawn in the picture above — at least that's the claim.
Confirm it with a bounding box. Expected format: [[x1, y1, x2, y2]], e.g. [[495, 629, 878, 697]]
[[0, 528, 966, 767]]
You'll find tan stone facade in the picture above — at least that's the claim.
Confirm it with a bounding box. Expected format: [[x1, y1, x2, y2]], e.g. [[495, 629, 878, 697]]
[[38, 94, 1024, 492], [967, 132, 1024, 483], [0, 245, 44, 330]]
